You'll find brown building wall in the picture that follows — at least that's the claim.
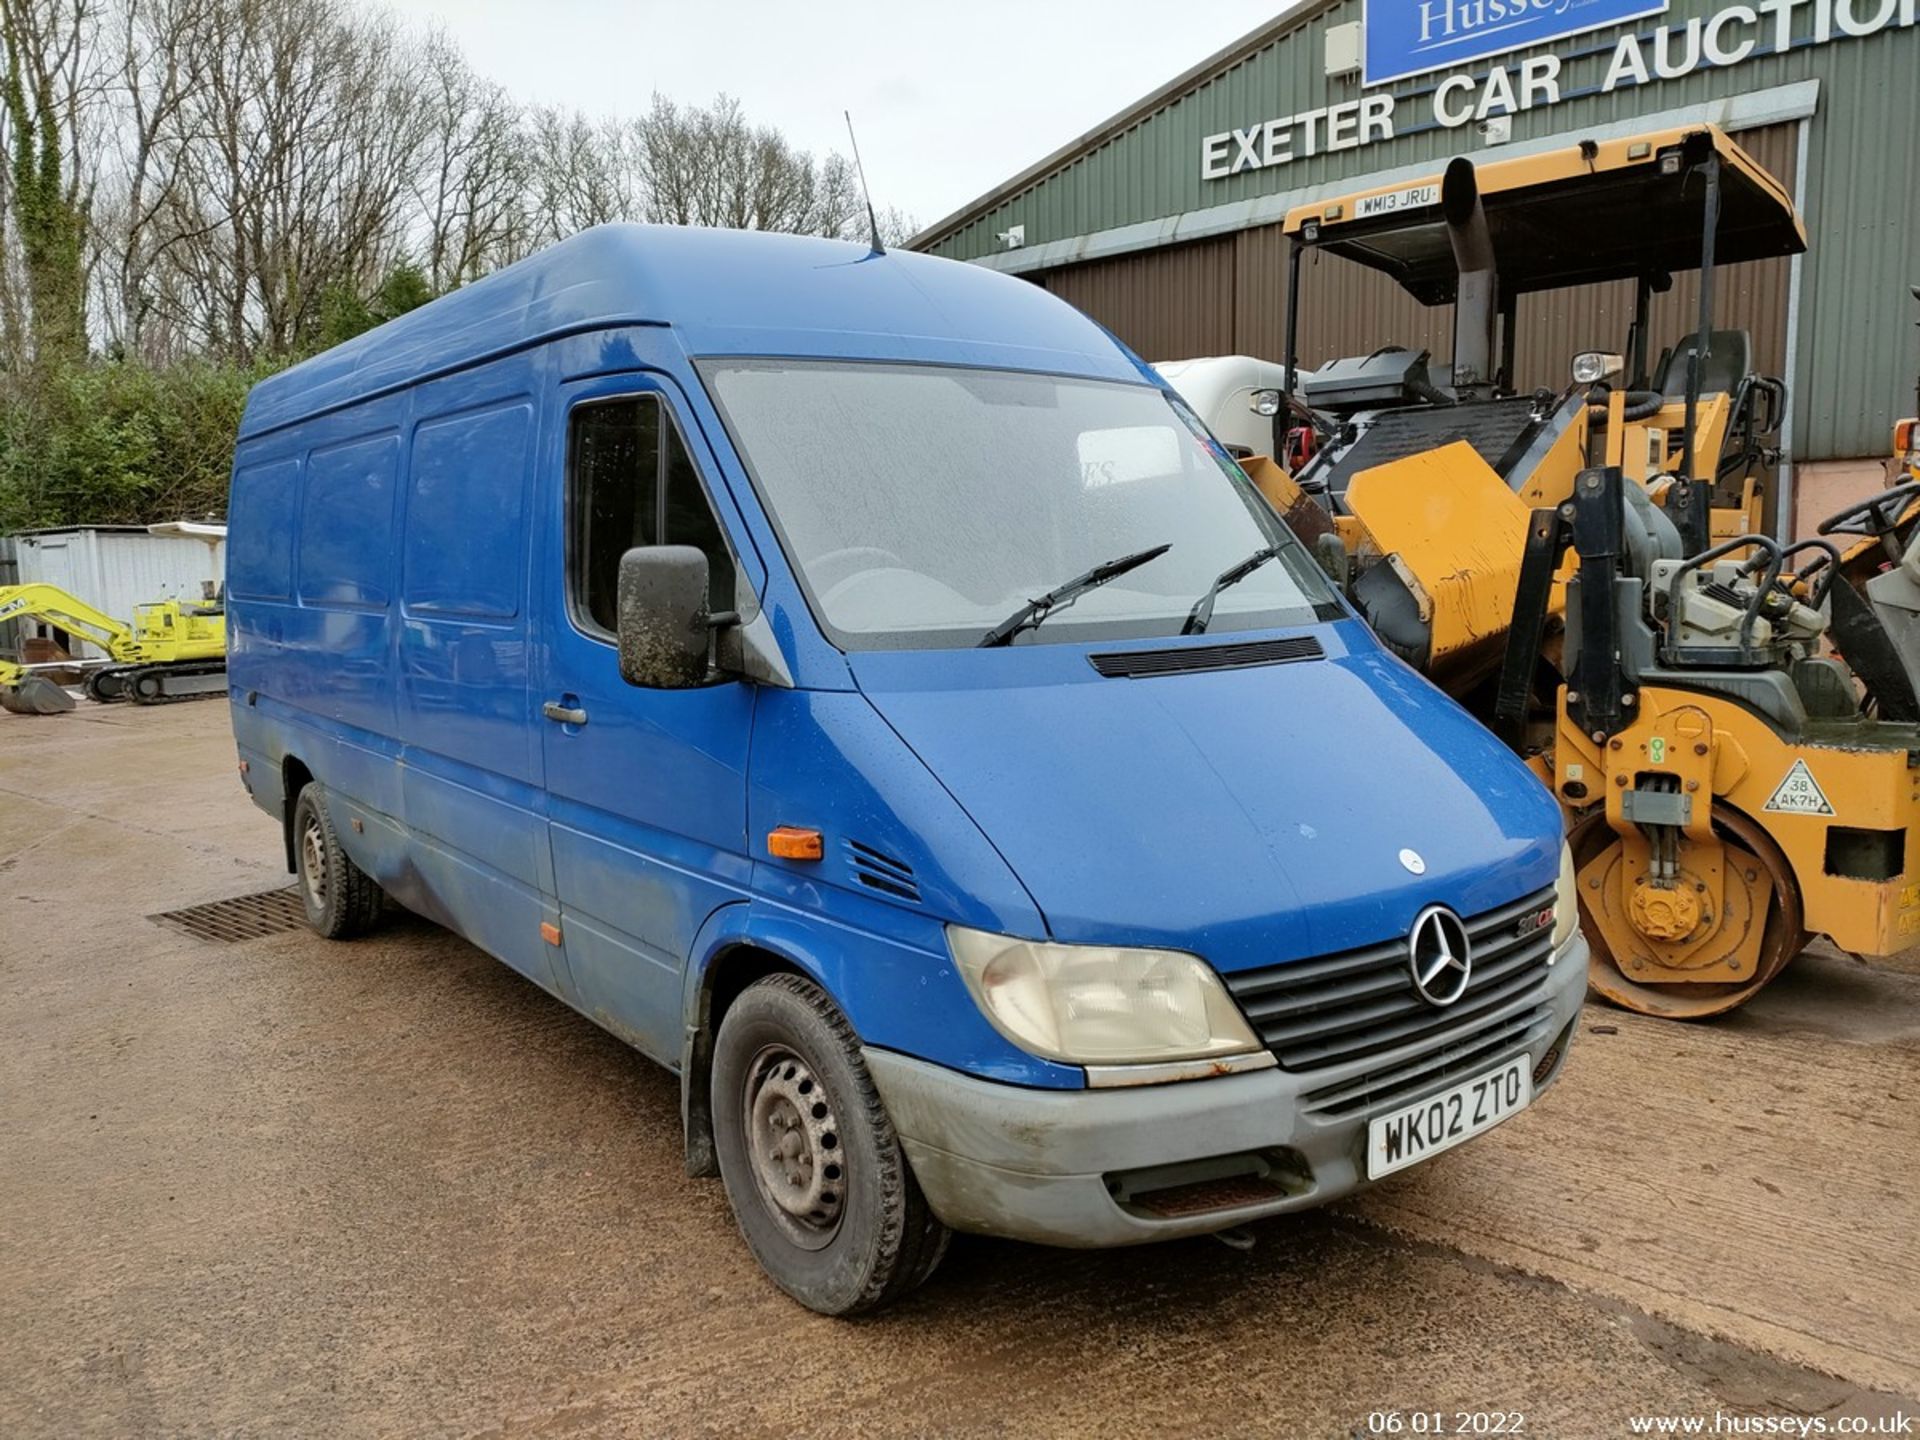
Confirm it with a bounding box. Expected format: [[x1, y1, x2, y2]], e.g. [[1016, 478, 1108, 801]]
[[1040, 237, 1239, 363], [1039, 124, 1799, 398]]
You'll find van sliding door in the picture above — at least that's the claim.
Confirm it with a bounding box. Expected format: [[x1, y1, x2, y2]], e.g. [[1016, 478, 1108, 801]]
[[395, 363, 562, 993]]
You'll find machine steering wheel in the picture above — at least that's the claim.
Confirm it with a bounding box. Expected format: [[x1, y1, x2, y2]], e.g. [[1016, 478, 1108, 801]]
[[1815, 480, 1920, 561], [1744, 538, 1844, 609]]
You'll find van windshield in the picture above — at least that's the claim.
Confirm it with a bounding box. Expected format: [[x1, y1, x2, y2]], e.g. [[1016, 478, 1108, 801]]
[[702, 359, 1342, 651]]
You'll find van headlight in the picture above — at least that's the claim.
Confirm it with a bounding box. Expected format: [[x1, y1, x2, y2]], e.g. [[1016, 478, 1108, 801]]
[[946, 927, 1266, 1067], [1553, 841, 1580, 947]]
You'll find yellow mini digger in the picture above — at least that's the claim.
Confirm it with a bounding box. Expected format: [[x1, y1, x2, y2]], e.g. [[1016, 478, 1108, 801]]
[[1169, 126, 1920, 1017], [0, 584, 227, 713], [1, 524, 229, 715]]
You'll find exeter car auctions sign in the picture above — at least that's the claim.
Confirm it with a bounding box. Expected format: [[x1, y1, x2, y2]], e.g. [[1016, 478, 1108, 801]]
[[1200, 0, 1917, 181], [1365, 0, 1668, 85]]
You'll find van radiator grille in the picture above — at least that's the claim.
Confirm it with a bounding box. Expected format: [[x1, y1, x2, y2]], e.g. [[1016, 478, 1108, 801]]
[[1298, 1005, 1558, 1121], [845, 840, 920, 903], [1222, 886, 1558, 1115], [1088, 636, 1324, 679]]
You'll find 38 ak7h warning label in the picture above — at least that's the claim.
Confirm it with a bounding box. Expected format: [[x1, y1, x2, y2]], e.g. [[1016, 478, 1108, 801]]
[[1762, 759, 1834, 815]]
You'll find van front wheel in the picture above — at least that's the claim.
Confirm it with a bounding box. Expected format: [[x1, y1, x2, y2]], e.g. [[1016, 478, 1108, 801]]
[[711, 973, 949, 1315], [291, 783, 384, 940]]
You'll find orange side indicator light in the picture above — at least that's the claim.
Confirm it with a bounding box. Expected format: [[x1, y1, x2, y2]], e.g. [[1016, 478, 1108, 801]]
[[540, 922, 562, 946], [768, 826, 824, 861]]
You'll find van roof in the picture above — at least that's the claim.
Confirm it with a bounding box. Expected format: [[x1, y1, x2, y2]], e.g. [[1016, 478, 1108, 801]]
[[239, 225, 1144, 439]]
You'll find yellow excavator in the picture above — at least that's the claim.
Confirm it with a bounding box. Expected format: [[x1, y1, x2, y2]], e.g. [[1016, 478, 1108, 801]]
[[0, 524, 228, 714], [0, 586, 227, 713], [1165, 126, 1920, 1017]]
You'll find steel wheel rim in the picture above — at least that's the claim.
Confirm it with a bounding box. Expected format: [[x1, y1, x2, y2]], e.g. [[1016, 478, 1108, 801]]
[[741, 1044, 845, 1250], [1573, 805, 1803, 1019], [300, 813, 329, 911]]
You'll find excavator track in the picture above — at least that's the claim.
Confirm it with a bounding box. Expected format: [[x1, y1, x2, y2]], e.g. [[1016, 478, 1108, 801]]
[[83, 668, 129, 703], [88, 661, 228, 706]]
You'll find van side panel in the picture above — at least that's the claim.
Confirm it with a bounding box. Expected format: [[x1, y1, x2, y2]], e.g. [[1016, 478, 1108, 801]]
[[228, 449, 303, 823], [229, 395, 408, 830], [229, 457, 300, 603], [394, 355, 558, 991], [295, 426, 401, 741]]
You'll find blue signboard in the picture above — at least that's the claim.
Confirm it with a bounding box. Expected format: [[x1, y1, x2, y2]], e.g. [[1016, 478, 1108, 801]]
[[1363, 0, 1671, 86]]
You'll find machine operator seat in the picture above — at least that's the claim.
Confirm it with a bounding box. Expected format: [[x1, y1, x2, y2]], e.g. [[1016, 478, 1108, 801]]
[[184, 581, 226, 617], [1862, 539, 1920, 702], [1622, 482, 1685, 577], [1652, 329, 1753, 399]]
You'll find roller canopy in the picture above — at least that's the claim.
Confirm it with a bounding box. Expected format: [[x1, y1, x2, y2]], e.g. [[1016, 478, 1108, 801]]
[[1284, 126, 1806, 306]]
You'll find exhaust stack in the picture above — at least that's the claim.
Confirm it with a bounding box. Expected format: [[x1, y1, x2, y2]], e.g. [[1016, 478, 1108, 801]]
[[1442, 157, 1499, 400]]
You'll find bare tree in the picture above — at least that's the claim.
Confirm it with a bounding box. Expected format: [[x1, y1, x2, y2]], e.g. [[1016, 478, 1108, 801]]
[[1, 0, 105, 367], [5, 4, 921, 374], [135, 0, 434, 360], [521, 106, 638, 248], [95, 0, 212, 360], [631, 93, 867, 238], [414, 29, 527, 291]]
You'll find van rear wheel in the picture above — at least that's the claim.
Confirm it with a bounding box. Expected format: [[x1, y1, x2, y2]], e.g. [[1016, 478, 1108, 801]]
[[291, 783, 385, 940], [711, 973, 948, 1315]]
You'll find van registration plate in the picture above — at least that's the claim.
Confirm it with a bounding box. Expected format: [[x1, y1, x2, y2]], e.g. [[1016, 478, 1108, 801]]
[[1366, 1056, 1531, 1180]]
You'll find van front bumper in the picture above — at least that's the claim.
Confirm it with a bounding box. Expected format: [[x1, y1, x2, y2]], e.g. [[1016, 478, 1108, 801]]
[[866, 932, 1587, 1248]]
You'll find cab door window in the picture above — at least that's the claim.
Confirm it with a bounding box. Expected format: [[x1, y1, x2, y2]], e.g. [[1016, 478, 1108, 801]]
[[569, 394, 736, 634]]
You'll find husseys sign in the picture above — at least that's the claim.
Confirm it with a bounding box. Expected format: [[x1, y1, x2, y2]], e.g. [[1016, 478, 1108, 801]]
[[1200, 0, 1917, 180], [1369, 0, 1666, 83]]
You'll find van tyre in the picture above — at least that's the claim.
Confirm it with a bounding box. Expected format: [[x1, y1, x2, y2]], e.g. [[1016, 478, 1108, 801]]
[[712, 973, 949, 1315], [292, 783, 385, 940]]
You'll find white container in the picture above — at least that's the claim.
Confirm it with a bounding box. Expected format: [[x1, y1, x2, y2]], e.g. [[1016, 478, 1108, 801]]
[[2, 526, 226, 658]]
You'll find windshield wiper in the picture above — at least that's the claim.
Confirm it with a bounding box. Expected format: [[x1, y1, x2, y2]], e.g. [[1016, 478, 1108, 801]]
[[978, 544, 1172, 647], [1182, 545, 1282, 635]]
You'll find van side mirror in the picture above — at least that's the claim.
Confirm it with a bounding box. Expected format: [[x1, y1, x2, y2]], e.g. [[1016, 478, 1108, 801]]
[[616, 545, 714, 688]]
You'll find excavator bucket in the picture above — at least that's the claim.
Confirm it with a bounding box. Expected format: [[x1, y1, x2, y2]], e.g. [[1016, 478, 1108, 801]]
[[0, 676, 77, 715]]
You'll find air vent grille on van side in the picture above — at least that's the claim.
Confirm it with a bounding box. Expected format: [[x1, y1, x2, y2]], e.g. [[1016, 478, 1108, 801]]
[[845, 840, 920, 903], [1088, 636, 1325, 679]]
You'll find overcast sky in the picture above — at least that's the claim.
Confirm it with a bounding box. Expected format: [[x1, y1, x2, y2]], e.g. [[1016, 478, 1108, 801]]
[[377, 1, 1289, 231]]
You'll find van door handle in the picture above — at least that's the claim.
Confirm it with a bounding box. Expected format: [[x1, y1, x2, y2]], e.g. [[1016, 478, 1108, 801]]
[[543, 700, 588, 726]]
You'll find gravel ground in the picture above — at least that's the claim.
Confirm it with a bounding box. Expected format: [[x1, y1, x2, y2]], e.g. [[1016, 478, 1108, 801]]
[[2, 701, 1916, 1438]]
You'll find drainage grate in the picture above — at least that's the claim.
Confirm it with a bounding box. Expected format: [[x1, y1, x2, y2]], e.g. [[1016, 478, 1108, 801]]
[[149, 887, 308, 943]]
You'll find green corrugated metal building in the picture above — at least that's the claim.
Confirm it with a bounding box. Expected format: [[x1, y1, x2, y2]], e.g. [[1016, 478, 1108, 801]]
[[912, 0, 1919, 529]]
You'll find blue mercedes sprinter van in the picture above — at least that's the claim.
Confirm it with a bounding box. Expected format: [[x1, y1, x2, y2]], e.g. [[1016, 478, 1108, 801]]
[[227, 225, 1586, 1314]]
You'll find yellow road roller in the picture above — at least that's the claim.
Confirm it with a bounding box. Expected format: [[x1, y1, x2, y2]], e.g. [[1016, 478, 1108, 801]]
[[1168, 126, 1920, 1016]]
